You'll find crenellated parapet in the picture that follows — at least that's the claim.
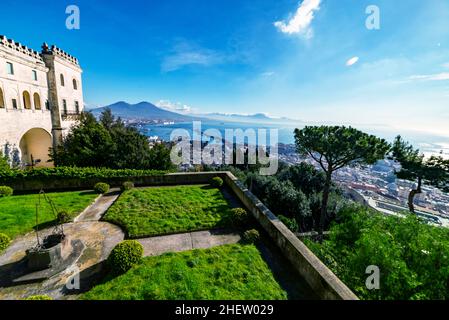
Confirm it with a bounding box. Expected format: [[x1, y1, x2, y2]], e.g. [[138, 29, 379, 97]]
[[0, 35, 43, 61], [41, 42, 79, 66]]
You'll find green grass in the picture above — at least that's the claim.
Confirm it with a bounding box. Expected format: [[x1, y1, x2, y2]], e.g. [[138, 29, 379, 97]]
[[103, 185, 234, 238], [0, 191, 98, 239], [82, 244, 288, 300]]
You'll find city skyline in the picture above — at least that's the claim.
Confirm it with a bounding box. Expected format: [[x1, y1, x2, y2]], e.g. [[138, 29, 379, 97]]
[[1, 0, 448, 136]]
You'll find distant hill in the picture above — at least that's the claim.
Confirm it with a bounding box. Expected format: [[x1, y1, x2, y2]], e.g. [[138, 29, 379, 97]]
[[202, 112, 301, 124], [89, 101, 193, 121]]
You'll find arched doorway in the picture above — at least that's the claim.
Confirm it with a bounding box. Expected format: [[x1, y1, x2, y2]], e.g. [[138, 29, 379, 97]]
[[19, 128, 53, 167]]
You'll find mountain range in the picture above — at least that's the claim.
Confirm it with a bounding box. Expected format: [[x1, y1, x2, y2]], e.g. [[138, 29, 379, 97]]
[[88, 101, 300, 124], [89, 101, 194, 121]]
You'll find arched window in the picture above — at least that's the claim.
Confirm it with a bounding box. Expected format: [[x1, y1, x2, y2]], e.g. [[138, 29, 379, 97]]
[[73, 79, 78, 90], [60, 74, 65, 86], [0, 87, 5, 108], [33, 93, 41, 110], [22, 91, 31, 109]]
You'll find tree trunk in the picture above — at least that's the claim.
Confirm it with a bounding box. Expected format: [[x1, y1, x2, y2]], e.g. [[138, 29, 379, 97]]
[[408, 176, 422, 214], [319, 172, 332, 239]]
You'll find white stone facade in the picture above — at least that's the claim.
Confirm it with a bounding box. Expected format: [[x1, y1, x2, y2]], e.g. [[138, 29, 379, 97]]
[[0, 36, 84, 167]]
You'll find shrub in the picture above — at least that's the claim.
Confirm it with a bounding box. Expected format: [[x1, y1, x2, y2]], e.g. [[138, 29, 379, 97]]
[[107, 240, 144, 274], [230, 208, 250, 226], [0, 233, 11, 252], [278, 215, 299, 233], [94, 182, 110, 194], [210, 177, 223, 188], [24, 295, 53, 300], [57, 211, 71, 224], [121, 181, 134, 192], [0, 186, 13, 197], [242, 229, 260, 244]]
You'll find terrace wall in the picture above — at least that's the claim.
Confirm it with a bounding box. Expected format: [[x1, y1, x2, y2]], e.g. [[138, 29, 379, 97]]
[[4, 171, 358, 300]]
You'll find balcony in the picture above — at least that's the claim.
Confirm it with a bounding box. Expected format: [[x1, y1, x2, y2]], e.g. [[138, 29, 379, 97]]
[[61, 111, 81, 121]]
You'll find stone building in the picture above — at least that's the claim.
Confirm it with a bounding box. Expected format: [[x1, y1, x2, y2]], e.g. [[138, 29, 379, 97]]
[[0, 35, 84, 167]]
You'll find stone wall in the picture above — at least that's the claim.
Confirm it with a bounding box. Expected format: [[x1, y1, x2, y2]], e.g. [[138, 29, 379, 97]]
[[5, 171, 358, 300]]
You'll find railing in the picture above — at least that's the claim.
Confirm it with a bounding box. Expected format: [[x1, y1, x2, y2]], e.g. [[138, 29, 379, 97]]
[[61, 112, 81, 121]]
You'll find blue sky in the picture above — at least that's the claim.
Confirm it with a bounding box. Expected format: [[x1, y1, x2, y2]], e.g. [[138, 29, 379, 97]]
[[1, 0, 449, 136]]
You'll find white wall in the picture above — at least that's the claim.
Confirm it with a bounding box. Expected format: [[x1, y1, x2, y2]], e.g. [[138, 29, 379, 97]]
[[0, 46, 53, 160]]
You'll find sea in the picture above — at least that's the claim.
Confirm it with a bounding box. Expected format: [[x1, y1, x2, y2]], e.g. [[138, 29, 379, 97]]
[[141, 120, 449, 159]]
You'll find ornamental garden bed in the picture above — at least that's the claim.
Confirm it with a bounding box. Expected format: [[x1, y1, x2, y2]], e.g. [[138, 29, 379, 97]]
[[82, 243, 315, 300], [103, 185, 236, 238], [0, 191, 98, 239]]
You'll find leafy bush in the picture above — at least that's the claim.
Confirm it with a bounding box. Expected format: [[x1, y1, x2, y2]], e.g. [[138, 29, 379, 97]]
[[107, 240, 144, 274], [305, 205, 449, 300], [94, 182, 110, 194], [0, 233, 11, 252], [0, 186, 13, 197], [24, 295, 53, 300], [278, 215, 299, 233], [230, 208, 250, 226], [57, 211, 71, 224], [210, 177, 224, 188], [242, 229, 260, 244], [121, 181, 135, 191], [0, 167, 170, 183]]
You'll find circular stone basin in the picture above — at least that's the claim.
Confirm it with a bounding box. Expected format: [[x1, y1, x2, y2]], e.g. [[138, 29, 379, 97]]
[[26, 234, 71, 272]]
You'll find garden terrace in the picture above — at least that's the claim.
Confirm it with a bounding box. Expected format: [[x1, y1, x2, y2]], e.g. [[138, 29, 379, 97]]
[[0, 171, 358, 300]]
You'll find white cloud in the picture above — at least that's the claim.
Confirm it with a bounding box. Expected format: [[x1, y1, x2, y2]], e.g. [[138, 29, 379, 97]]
[[261, 71, 275, 77], [346, 56, 359, 67], [156, 99, 194, 114], [274, 0, 321, 38], [408, 72, 449, 81], [442, 62, 449, 69], [161, 42, 225, 72]]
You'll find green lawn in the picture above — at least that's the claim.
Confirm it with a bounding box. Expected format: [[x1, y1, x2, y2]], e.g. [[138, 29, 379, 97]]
[[0, 191, 98, 239], [103, 185, 234, 238], [82, 244, 288, 300]]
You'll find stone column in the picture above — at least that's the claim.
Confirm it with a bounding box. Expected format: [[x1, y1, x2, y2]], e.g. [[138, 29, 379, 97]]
[[41, 43, 63, 150]]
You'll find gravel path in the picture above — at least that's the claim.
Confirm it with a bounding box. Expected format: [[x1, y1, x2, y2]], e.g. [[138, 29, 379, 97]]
[[137, 229, 241, 257], [75, 189, 120, 222]]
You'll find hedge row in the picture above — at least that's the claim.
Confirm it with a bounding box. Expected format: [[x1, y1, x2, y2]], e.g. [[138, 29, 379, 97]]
[[0, 167, 171, 182]]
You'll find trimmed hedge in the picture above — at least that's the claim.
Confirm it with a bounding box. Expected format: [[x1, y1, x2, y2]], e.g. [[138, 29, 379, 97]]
[[0, 167, 170, 182], [57, 211, 72, 224], [0, 233, 11, 252], [242, 229, 260, 244], [107, 240, 144, 274], [210, 177, 224, 188], [0, 186, 13, 197], [230, 208, 250, 226], [121, 181, 135, 192], [94, 182, 110, 194]]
